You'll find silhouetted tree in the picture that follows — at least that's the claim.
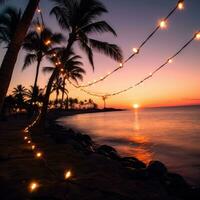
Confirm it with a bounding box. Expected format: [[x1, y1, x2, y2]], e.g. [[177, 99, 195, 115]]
[[34, 0, 123, 131], [0, 0, 40, 113]]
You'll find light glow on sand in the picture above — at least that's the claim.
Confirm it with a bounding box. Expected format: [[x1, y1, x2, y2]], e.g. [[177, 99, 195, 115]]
[[64, 170, 72, 180], [36, 152, 42, 158], [29, 182, 39, 192]]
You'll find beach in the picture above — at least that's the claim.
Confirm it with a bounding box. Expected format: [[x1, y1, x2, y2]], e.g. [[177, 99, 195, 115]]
[[0, 110, 199, 200]]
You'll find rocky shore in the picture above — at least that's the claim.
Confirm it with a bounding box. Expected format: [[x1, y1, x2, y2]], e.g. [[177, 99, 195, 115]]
[[0, 111, 200, 200], [46, 110, 200, 200]]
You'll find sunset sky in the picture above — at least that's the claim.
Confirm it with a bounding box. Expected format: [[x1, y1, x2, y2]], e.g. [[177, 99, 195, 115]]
[[0, 0, 200, 108]]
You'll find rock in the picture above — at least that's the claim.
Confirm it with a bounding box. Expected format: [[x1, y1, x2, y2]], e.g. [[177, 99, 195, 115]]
[[165, 172, 190, 197], [79, 134, 94, 147], [96, 145, 120, 160], [147, 161, 168, 177], [121, 157, 146, 169], [126, 168, 148, 180], [189, 187, 200, 200]]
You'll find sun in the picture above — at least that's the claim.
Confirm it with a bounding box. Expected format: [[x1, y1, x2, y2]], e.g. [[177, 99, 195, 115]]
[[133, 103, 140, 109]]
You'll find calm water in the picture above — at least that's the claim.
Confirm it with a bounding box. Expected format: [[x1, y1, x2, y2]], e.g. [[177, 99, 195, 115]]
[[57, 106, 200, 185]]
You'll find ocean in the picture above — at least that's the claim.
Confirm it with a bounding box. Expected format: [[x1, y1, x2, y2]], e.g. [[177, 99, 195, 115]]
[[57, 106, 200, 185]]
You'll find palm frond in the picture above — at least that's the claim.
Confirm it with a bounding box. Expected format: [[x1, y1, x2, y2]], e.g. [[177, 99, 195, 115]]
[[79, 37, 94, 69], [22, 53, 37, 70], [43, 66, 54, 74], [80, 21, 117, 36], [89, 39, 123, 62]]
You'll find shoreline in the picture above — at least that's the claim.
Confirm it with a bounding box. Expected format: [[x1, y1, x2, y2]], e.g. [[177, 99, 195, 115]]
[[1, 111, 199, 199], [46, 110, 200, 197]]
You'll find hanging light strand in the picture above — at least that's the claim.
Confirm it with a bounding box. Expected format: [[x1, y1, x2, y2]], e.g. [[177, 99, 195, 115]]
[[67, 31, 199, 98], [73, 0, 185, 88]]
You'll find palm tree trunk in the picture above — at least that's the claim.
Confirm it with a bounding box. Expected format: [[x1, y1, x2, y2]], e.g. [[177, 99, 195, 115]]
[[33, 57, 42, 90], [32, 56, 42, 102], [65, 94, 69, 110], [61, 76, 66, 109], [55, 91, 59, 108], [34, 69, 58, 130], [33, 34, 75, 131], [0, 0, 40, 113]]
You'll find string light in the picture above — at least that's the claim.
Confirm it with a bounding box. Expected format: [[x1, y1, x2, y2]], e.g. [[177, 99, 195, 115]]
[[68, 31, 199, 98], [195, 32, 200, 40], [24, 136, 28, 140], [45, 40, 51, 45], [37, 8, 41, 13], [36, 25, 42, 32], [64, 170, 72, 180], [132, 48, 139, 54], [29, 182, 39, 192], [36, 152, 42, 158], [27, 140, 31, 144], [168, 59, 173, 63], [178, 1, 184, 10], [119, 63, 123, 67], [67, 0, 183, 88], [160, 20, 167, 29], [32, 145, 36, 150]]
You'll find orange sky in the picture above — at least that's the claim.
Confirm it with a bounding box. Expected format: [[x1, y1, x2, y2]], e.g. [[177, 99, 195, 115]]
[[1, 0, 200, 109]]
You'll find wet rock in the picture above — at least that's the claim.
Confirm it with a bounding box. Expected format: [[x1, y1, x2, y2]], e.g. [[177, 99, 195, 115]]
[[165, 172, 190, 198], [96, 145, 120, 160], [121, 157, 146, 169], [189, 187, 200, 200], [147, 161, 168, 177], [76, 133, 94, 147], [126, 168, 148, 180]]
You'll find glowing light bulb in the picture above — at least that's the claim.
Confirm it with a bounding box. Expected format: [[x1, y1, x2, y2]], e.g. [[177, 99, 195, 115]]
[[168, 59, 173, 63], [36, 26, 41, 32], [64, 170, 72, 180], [52, 53, 56, 57], [36, 152, 42, 158], [119, 63, 123, 67], [160, 20, 167, 29], [37, 9, 41, 13], [24, 136, 28, 140], [32, 145, 35, 150], [24, 129, 28, 133], [195, 32, 200, 40], [27, 140, 31, 144], [178, 1, 184, 10], [132, 48, 139, 54], [45, 40, 51, 45], [149, 72, 153, 76], [29, 182, 38, 192], [61, 68, 64, 72]]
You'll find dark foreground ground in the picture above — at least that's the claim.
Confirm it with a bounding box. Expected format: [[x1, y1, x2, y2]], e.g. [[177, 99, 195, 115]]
[[0, 111, 200, 200]]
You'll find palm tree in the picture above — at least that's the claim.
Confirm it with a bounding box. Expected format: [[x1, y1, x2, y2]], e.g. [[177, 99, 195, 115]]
[[26, 85, 44, 104], [43, 49, 85, 102], [34, 0, 123, 131], [51, 76, 68, 108], [0, 7, 22, 46], [12, 85, 28, 110], [0, 0, 40, 114], [22, 28, 65, 102]]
